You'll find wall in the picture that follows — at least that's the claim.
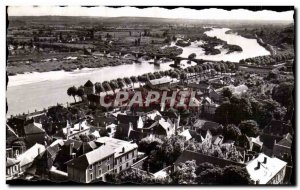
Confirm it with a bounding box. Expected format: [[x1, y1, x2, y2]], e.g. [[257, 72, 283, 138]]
[[114, 149, 138, 174]]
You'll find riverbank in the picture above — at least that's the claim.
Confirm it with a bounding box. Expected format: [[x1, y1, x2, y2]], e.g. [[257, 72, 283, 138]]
[[225, 29, 279, 55]]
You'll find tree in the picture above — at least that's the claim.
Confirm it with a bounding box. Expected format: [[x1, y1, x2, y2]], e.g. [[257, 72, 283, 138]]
[[102, 81, 112, 94], [197, 167, 223, 184], [95, 82, 104, 94], [117, 80, 125, 90], [222, 165, 251, 185], [239, 120, 260, 137], [223, 124, 241, 141], [170, 160, 197, 184], [214, 96, 252, 125], [188, 53, 196, 60], [76, 87, 85, 101], [67, 86, 78, 102], [124, 77, 132, 86], [272, 82, 293, 108], [110, 169, 155, 184], [110, 80, 119, 94], [222, 87, 233, 99], [138, 137, 163, 155], [195, 162, 214, 175]]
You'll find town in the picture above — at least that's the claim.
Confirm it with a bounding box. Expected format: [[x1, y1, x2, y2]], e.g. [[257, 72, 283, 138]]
[[6, 8, 294, 185]]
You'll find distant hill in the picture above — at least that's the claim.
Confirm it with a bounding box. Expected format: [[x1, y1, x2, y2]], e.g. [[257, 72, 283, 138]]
[[8, 16, 293, 27]]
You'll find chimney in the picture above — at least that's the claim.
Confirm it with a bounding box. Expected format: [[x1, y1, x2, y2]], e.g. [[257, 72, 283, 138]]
[[67, 120, 71, 139], [71, 153, 76, 159], [70, 142, 74, 156], [263, 157, 267, 164], [255, 161, 261, 170]]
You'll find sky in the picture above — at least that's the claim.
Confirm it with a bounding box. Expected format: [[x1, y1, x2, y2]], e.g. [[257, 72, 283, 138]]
[[8, 6, 294, 21]]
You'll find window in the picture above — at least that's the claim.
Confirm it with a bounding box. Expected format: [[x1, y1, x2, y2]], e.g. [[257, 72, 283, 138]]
[[89, 165, 93, 170], [98, 168, 102, 176], [119, 157, 122, 163], [90, 173, 93, 181], [119, 166, 122, 172], [126, 153, 129, 160], [126, 162, 129, 168], [98, 161, 102, 166], [132, 151, 134, 157], [107, 165, 110, 171], [115, 159, 118, 165]]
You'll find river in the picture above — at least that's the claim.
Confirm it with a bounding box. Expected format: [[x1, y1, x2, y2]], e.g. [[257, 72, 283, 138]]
[[6, 27, 270, 116]]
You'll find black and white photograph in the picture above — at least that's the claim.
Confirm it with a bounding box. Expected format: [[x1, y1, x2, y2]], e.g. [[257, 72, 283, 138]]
[[5, 5, 295, 186]]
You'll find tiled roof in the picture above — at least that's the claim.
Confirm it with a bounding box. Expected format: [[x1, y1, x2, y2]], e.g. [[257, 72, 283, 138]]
[[24, 122, 45, 135], [66, 145, 114, 169], [17, 143, 46, 167], [148, 77, 173, 86], [276, 133, 292, 147]]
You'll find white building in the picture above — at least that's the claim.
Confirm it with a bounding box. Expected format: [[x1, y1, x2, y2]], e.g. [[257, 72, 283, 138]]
[[246, 153, 287, 184]]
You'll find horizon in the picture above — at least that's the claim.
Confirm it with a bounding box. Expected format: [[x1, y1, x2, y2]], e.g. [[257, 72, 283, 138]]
[[8, 7, 294, 21]]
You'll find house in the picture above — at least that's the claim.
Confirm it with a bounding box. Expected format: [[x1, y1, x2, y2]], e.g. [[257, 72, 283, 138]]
[[23, 121, 47, 148], [115, 114, 143, 139], [116, 110, 176, 140], [142, 110, 175, 138], [66, 144, 115, 183], [179, 129, 204, 142], [32, 144, 61, 178], [54, 119, 90, 140], [17, 143, 46, 174], [6, 158, 21, 180], [273, 133, 292, 163], [246, 153, 287, 184], [249, 136, 264, 152], [214, 84, 248, 101], [84, 80, 94, 95], [201, 97, 219, 115], [6, 124, 26, 158], [146, 77, 175, 89], [192, 119, 223, 136], [53, 139, 82, 172], [96, 137, 138, 174], [67, 137, 138, 183], [6, 139, 26, 159], [187, 82, 212, 96]]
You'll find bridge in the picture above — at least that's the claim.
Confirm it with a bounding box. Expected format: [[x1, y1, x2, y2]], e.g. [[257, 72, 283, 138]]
[[95, 49, 238, 66]]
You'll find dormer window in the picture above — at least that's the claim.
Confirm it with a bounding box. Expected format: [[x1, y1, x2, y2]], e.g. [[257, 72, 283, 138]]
[[89, 165, 93, 170]]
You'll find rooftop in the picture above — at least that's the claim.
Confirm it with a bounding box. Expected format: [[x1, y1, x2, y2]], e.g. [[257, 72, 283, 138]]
[[246, 153, 287, 184], [96, 137, 138, 158], [148, 77, 173, 86]]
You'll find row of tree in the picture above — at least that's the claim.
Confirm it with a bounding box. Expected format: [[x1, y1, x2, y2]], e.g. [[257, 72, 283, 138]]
[[239, 52, 294, 66], [106, 160, 251, 185]]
